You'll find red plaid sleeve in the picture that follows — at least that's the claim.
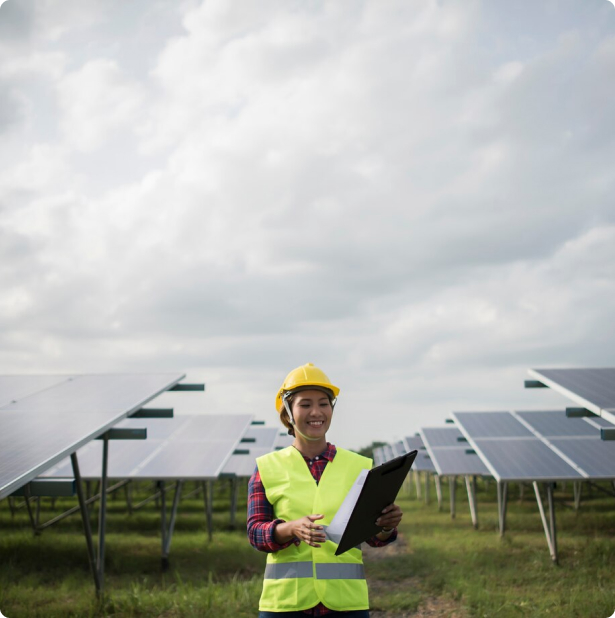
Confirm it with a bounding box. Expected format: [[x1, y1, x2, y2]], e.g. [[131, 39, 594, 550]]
[[247, 468, 296, 552], [366, 528, 398, 546]]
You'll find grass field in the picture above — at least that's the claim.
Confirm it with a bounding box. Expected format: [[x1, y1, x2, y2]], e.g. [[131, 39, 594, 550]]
[[0, 478, 613, 617]]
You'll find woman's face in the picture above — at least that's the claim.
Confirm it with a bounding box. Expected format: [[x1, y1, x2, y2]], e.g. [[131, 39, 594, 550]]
[[291, 389, 333, 440]]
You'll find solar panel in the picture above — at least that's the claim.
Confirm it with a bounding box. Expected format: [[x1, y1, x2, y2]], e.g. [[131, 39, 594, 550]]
[[512, 410, 614, 480], [241, 426, 279, 449], [413, 452, 436, 473], [0, 375, 72, 407], [222, 447, 272, 478], [452, 411, 584, 482], [403, 436, 424, 452], [420, 427, 490, 476], [422, 427, 464, 447], [588, 417, 615, 428], [219, 426, 282, 478], [515, 410, 599, 438], [42, 414, 253, 481], [383, 444, 396, 461], [548, 439, 614, 478], [392, 440, 407, 456], [529, 368, 615, 425], [273, 432, 294, 449], [372, 446, 385, 466], [472, 439, 582, 481], [453, 411, 533, 438], [0, 373, 184, 499]]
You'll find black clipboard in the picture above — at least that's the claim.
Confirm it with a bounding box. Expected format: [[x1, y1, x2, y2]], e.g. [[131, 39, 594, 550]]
[[335, 450, 418, 556]]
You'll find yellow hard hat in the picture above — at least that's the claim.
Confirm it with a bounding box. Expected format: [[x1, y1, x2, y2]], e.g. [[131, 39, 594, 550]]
[[275, 363, 340, 413]]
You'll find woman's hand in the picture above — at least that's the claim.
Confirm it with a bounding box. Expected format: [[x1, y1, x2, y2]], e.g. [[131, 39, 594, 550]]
[[292, 514, 327, 547], [275, 514, 326, 547], [376, 502, 403, 532]]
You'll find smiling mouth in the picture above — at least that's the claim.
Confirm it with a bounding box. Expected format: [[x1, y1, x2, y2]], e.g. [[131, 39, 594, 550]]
[[307, 421, 325, 426]]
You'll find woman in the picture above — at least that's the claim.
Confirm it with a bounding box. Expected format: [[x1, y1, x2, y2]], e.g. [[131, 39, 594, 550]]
[[248, 363, 403, 617]]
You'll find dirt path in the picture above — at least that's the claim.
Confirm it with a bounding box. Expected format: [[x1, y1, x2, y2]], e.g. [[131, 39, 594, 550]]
[[363, 535, 468, 618]]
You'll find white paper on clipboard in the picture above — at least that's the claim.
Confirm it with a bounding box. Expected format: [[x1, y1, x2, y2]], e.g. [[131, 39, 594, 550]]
[[325, 468, 369, 544]]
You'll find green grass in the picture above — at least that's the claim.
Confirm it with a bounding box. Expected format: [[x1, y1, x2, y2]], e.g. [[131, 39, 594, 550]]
[[1, 479, 614, 616]]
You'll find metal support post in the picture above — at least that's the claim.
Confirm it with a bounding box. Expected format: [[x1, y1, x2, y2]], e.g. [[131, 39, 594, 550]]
[[71, 452, 101, 594], [449, 476, 457, 519], [159, 480, 167, 564], [96, 433, 109, 595], [573, 482, 582, 511], [465, 475, 478, 529], [424, 473, 431, 505], [435, 475, 443, 511], [125, 482, 133, 515], [229, 477, 239, 529], [533, 482, 558, 564], [23, 485, 38, 535], [202, 480, 214, 541], [161, 481, 183, 571], [414, 470, 421, 500], [497, 482, 508, 537], [547, 483, 557, 563]]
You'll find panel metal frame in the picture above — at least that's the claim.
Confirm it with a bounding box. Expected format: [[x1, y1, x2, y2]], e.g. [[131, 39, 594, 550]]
[[528, 368, 615, 427]]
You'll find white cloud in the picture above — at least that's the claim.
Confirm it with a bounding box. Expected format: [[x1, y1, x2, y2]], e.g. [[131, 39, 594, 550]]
[[0, 0, 614, 448], [56, 58, 145, 151]]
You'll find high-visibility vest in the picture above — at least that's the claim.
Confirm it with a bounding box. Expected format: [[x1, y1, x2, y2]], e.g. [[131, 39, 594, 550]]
[[256, 446, 372, 612]]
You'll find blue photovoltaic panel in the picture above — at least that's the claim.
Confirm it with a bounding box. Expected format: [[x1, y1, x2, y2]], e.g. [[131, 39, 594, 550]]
[[393, 440, 407, 457], [404, 436, 424, 452], [473, 439, 583, 481], [373, 446, 385, 466], [588, 417, 615, 428], [531, 368, 615, 412], [222, 447, 272, 478], [516, 410, 599, 438], [453, 411, 533, 438], [0, 375, 73, 408], [549, 439, 615, 479], [512, 410, 614, 479], [42, 414, 253, 481], [242, 426, 279, 449], [274, 432, 294, 449], [0, 373, 184, 499], [420, 426, 489, 476], [428, 449, 490, 476], [422, 427, 465, 447], [383, 444, 396, 462], [414, 452, 436, 473]]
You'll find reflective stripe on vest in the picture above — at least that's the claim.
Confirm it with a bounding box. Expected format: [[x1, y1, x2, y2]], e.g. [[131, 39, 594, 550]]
[[316, 563, 365, 580], [264, 561, 365, 580], [264, 562, 312, 579]]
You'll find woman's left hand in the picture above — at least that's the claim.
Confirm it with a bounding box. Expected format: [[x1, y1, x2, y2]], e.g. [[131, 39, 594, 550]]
[[376, 502, 403, 530]]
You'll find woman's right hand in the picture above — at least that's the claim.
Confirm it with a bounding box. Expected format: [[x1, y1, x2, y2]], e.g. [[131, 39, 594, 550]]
[[275, 514, 326, 547]]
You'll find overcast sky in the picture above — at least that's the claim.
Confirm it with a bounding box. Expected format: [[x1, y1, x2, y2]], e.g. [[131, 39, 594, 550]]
[[1, 0, 614, 449]]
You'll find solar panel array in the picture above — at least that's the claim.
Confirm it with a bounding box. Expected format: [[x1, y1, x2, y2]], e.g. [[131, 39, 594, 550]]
[[515, 410, 615, 479], [221, 427, 292, 478], [420, 426, 490, 477], [450, 411, 611, 482], [404, 436, 436, 472], [0, 374, 184, 499], [42, 414, 253, 481], [529, 368, 615, 425]]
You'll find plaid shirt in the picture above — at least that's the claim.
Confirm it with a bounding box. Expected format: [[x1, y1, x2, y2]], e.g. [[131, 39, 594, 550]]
[[247, 443, 397, 615]]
